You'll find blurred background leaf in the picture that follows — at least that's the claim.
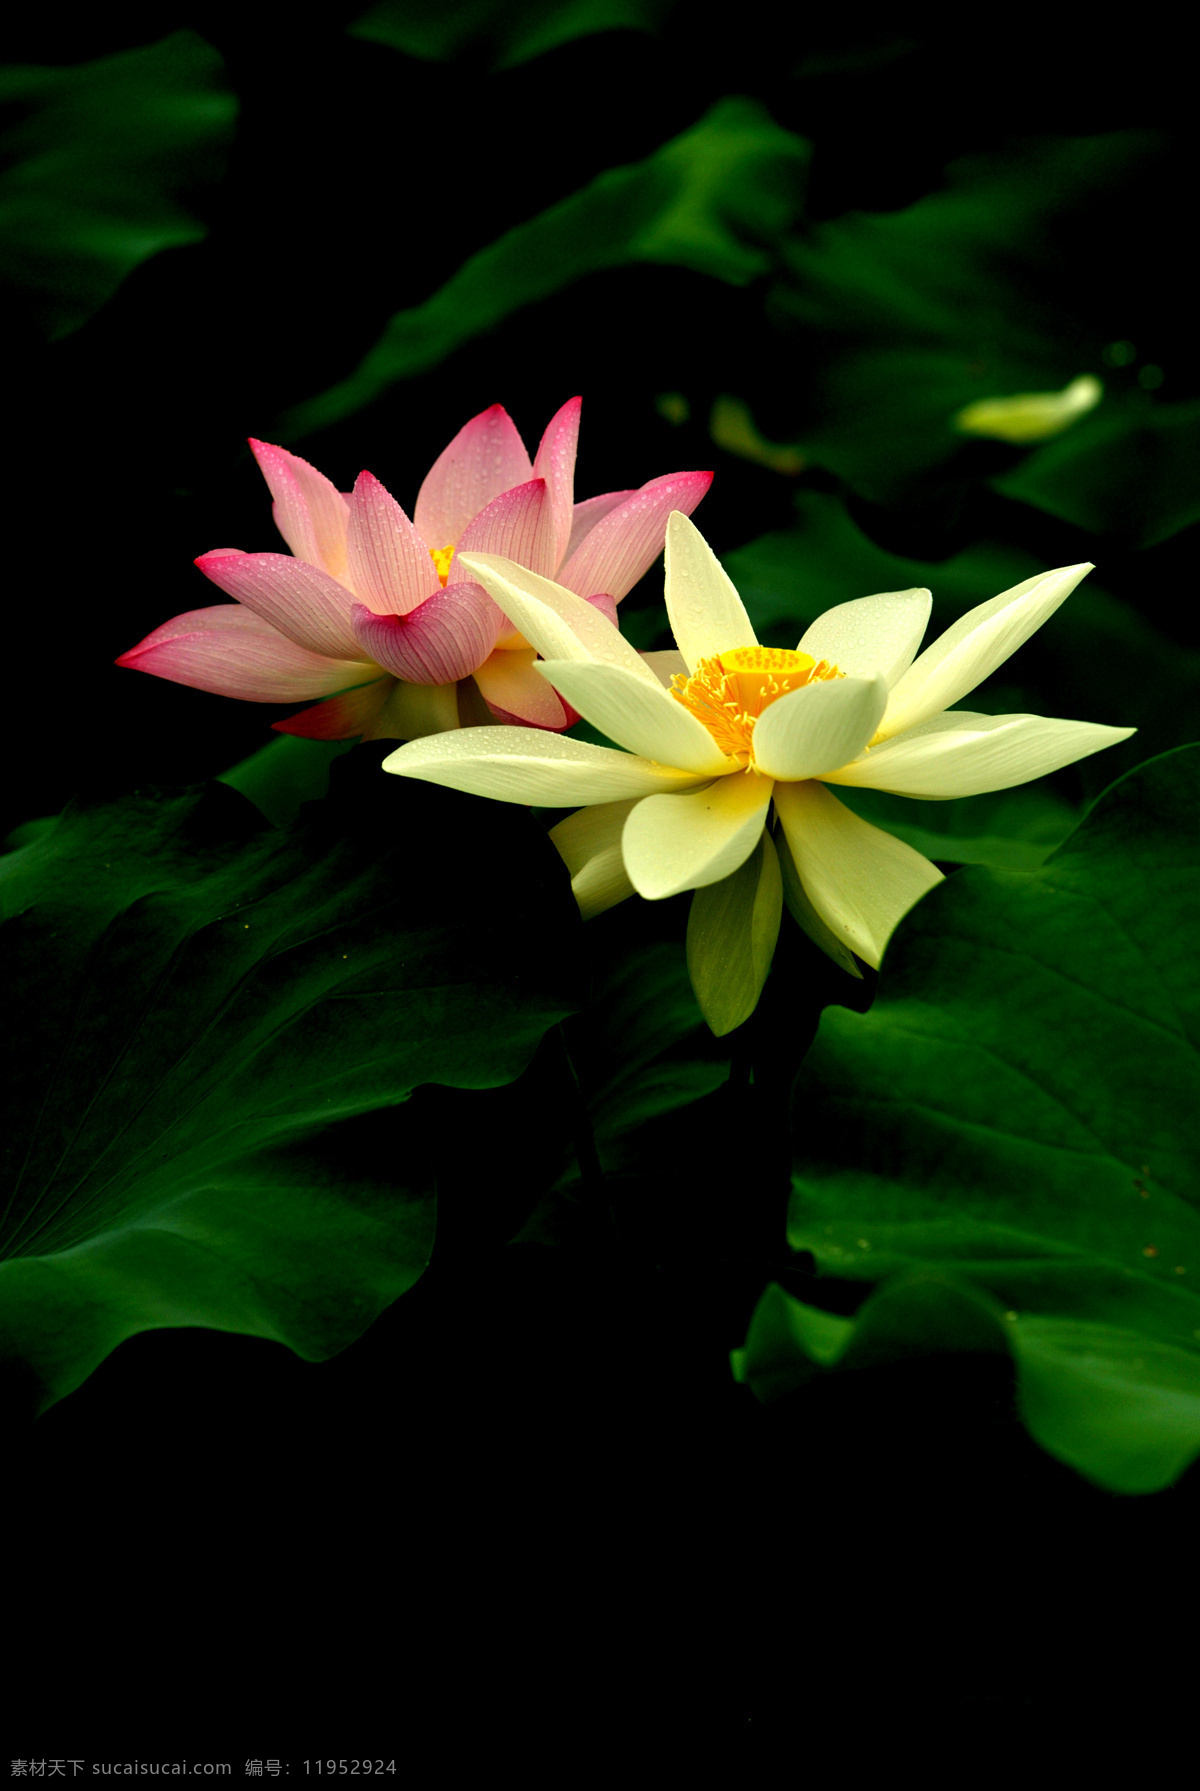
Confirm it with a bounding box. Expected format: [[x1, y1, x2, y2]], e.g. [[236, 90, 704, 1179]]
[[994, 397, 1200, 547], [0, 30, 235, 340], [279, 96, 810, 437], [763, 132, 1178, 506], [349, 0, 679, 69]]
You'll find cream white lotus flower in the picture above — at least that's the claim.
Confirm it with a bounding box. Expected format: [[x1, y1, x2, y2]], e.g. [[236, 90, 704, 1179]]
[[382, 514, 1133, 1033]]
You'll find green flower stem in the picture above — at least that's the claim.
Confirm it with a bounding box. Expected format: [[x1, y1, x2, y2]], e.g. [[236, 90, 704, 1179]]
[[729, 918, 870, 1277], [556, 1023, 608, 1217]]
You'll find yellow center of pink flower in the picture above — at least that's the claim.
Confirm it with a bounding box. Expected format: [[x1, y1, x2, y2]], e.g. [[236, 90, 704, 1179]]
[[670, 645, 842, 762], [429, 544, 455, 586]]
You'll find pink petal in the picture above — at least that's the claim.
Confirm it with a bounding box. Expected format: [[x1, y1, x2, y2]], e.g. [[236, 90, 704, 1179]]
[[486, 592, 620, 721], [249, 439, 350, 579], [196, 550, 362, 659], [472, 649, 569, 730], [117, 605, 374, 703], [453, 478, 557, 586], [557, 470, 714, 601], [565, 489, 636, 563], [584, 590, 618, 629], [274, 677, 395, 739], [413, 403, 533, 549], [533, 396, 581, 571], [346, 470, 440, 615], [350, 582, 500, 684]]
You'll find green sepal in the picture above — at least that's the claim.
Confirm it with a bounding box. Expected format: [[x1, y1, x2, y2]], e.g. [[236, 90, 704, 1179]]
[[686, 830, 783, 1036]]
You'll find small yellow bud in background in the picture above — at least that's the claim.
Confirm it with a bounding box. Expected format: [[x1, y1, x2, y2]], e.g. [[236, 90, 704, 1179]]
[[954, 374, 1103, 444], [709, 394, 806, 474]]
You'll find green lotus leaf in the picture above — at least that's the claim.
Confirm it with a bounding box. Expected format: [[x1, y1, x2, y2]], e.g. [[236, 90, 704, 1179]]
[[350, 0, 677, 69], [0, 31, 235, 340], [994, 397, 1200, 548], [280, 97, 809, 437], [768, 132, 1185, 519], [0, 756, 583, 1412], [734, 746, 1200, 1493]]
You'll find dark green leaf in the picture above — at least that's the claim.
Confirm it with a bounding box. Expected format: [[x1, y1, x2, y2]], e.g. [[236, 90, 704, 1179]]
[[0, 31, 236, 340], [514, 903, 728, 1245], [350, 0, 677, 69], [216, 735, 357, 830], [767, 132, 1170, 506], [994, 397, 1200, 548], [0, 756, 583, 1410], [279, 98, 809, 437], [734, 746, 1200, 1492]]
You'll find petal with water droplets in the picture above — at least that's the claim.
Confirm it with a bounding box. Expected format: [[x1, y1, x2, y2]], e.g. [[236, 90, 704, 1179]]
[[414, 403, 533, 548]]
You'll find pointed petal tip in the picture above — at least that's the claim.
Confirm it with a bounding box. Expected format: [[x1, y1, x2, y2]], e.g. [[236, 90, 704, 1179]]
[[247, 437, 284, 468], [351, 465, 397, 501], [1050, 560, 1094, 583]]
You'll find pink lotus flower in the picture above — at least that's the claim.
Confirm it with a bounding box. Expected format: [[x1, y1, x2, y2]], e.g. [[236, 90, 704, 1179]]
[[118, 399, 712, 741]]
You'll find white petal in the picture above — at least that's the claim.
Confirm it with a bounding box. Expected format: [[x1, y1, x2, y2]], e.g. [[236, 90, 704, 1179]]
[[823, 710, 1136, 799], [455, 552, 659, 684], [880, 563, 1092, 738], [622, 771, 773, 900], [549, 798, 639, 919], [773, 823, 862, 977], [751, 674, 889, 782], [774, 779, 942, 970], [381, 726, 705, 806], [663, 512, 758, 672], [797, 588, 931, 688], [536, 660, 733, 774], [642, 648, 689, 687]]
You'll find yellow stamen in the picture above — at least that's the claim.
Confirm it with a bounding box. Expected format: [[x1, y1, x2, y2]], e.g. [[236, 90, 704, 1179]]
[[429, 544, 455, 586], [670, 645, 842, 764]]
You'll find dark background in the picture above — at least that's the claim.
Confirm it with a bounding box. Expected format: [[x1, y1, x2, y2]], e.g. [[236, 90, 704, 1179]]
[[5, 1, 1195, 1757]]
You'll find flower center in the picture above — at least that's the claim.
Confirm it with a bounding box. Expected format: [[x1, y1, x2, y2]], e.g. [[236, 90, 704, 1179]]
[[429, 544, 455, 587], [670, 645, 842, 763]]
